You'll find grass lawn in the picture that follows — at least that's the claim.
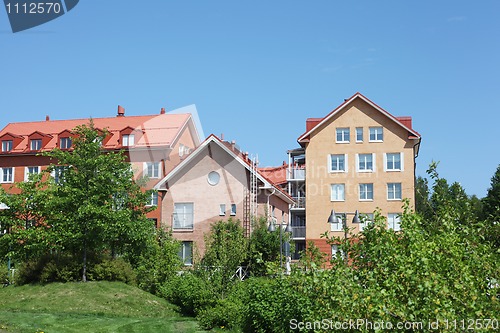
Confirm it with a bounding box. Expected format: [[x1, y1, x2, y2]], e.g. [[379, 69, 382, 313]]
[[0, 281, 222, 333]]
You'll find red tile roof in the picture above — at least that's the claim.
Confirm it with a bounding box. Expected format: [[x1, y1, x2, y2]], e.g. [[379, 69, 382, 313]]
[[259, 164, 288, 186], [0, 113, 192, 153]]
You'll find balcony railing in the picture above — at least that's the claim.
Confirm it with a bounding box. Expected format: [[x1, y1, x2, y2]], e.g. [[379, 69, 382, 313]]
[[291, 226, 306, 239], [292, 197, 305, 209], [287, 167, 305, 180]]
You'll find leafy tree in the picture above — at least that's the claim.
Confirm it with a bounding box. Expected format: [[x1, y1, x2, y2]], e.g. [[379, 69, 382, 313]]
[[247, 217, 280, 276], [0, 122, 155, 282], [201, 218, 248, 298], [415, 175, 433, 220], [482, 164, 500, 247]]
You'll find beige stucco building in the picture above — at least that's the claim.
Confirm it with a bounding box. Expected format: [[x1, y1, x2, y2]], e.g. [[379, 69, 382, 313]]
[[291, 93, 421, 256], [155, 135, 294, 264]]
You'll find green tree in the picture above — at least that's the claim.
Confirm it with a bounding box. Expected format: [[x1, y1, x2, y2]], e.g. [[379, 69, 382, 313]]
[[201, 218, 248, 298], [247, 217, 280, 276], [482, 164, 500, 247]]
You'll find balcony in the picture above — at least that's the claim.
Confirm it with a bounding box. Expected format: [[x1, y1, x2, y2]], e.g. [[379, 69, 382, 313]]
[[291, 196, 305, 209], [287, 167, 305, 181], [291, 226, 306, 239]]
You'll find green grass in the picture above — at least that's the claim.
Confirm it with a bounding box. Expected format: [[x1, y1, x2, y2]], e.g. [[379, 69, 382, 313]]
[[0, 281, 219, 333]]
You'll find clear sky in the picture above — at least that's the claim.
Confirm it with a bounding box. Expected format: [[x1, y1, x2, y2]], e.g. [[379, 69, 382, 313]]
[[1, 1, 499, 197]]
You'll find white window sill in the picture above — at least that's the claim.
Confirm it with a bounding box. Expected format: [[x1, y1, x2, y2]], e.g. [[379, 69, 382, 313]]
[[329, 170, 347, 173], [330, 199, 345, 202], [385, 169, 402, 172], [369, 140, 383, 143], [359, 199, 374, 202], [357, 170, 374, 173], [387, 198, 402, 201], [336, 141, 350, 144]]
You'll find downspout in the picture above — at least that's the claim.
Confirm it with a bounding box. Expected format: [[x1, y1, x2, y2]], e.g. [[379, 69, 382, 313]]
[[413, 137, 422, 207], [265, 188, 276, 222]]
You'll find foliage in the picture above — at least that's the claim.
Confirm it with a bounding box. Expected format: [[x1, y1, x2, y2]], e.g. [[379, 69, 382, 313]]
[[88, 257, 137, 285], [0, 262, 8, 285], [482, 164, 500, 248], [201, 218, 248, 298], [298, 240, 326, 271], [161, 272, 216, 317], [0, 122, 155, 282], [247, 217, 280, 276], [135, 229, 182, 294]]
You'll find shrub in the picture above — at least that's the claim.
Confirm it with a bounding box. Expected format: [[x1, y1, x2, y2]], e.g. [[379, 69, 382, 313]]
[[0, 262, 9, 285], [161, 272, 216, 316], [16, 254, 81, 285], [89, 257, 137, 285]]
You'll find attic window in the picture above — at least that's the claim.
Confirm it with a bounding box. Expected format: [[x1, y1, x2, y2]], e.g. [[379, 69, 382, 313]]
[[60, 137, 72, 149], [30, 139, 42, 151], [207, 171, 220, 186], [2, 140, 12, 152], [122, 134, 135, 147]]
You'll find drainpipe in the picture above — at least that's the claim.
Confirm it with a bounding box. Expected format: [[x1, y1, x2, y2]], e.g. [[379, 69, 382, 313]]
[[265, 188, 276, 222]]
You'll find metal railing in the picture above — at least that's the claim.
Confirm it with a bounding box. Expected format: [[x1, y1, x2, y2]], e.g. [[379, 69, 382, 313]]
[[291, 226, 306, 238], [287, 167, 305, 180], [292, 197, 305, 209]]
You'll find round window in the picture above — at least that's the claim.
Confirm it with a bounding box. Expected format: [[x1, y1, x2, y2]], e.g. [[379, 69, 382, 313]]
[[207, 171, 220, 186]]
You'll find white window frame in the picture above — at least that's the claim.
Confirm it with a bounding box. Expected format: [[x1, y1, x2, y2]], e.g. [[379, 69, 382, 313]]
[[331, 244, 345, 259], [147, 192, 158, 206], [30, 139, 42, 151], [0, 167, 14, 183], [355, 127, 363, 142], [179, 241, 193, 266], [356, 153, 375, 172], [336, 127, 350, 143], [330, 219, 343, 231], [359, 183, 374, 201], [387, 183, 402, 200], [369, 127, 383, 142], [388, 213, 401, 231], [60, 137, 72, 149], [122, 134, 135, 147], [329, 154, 348, 173], [144, 162, 161, 179], [330, 184, 345, 202], [384, 153, 404, 172], [24, 166, 40, 181], [173, 202, 194, 230], [52, 166, 68, 184], [359, 213, 374, 231], [231, 203, 237, 216], [219, 204, 226, 216], [2, 140, 13, 152]]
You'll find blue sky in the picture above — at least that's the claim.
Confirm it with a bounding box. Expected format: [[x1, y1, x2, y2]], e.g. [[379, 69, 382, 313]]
[[1, 1, 499, 197]]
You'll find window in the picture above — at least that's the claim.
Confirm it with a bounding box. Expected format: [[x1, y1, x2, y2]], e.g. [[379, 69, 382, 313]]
[[356, 127, 363, 142], [208, 171, 220, 186], [388, 213, 401, 231], [357, 154, 374, 172], [30, 139, 42, 151], [331, 244, 345, 259], [387, 183, 402, 200], [2, 140, 13, 152], [330, 217, 343, 231], [0, 167, 13, 183], [179, 241, 193, 265], [24, 166, 40, 181], [60, 137, 72, 149], [369, 127, 383, 142], [173, 203, 194, 230], [147, 192, 158, 206], [336, 128, 350, 143], [359, 183, 374, 201], [219, 204, 226, 216], [329, 154, 347, 172], [330, 184, 345, 201], [53, 166, 67, 184], [122, 134, 135, 146], [359, 213, 374, 231], [231, 204, 237, 216], [385, 153, 403, 171], [145, 162, 160, 178]]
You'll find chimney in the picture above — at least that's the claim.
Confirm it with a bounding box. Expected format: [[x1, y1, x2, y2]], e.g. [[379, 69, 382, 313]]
[[117, 105, 125, 117], [160, 107, 166, 114], [220, 133, 224, 141], [231, 140, 236, 150], [45, 115, 50, 121], [244, 152, 248, 160], [306, 118, 323, 132]]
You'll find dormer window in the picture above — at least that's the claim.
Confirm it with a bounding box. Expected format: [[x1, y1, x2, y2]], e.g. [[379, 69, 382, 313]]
[[30, 139, 42, 151], [2, 140, 12, 152], [60, 137, 72, 149], [122, 134, 135, 147]]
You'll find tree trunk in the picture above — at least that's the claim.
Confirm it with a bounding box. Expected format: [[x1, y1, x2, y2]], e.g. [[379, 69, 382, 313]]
[[82, 237, 87, 282]]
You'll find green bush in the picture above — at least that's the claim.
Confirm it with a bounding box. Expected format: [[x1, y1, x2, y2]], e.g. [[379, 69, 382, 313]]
[[161, 272, 216, 316], [0, 262, 9, 285], [88, 257, 137, 285], [16, 254, 81, 285]]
